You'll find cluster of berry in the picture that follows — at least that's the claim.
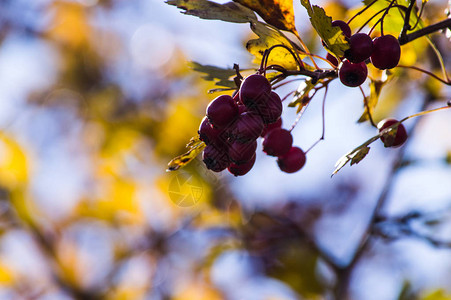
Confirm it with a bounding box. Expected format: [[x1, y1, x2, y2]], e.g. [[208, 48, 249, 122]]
[[199, 74, 306, 176], [326, 20, 401, 87]]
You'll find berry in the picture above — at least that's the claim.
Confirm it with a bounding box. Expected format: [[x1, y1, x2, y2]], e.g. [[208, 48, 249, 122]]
[[199, 117, 228, 147], [345, 33, 373, 63], [332, 20, 352, 38], [229, 139, 257, 164], [206, 95, 239, 129], [232, 112, 265, 142], [377, 118, 408, 148], [326, 53, 339, 67], [339, 60, 368, 87], [371, 35, 401, 70], [250, 91, 282, 124], [277, 147, 306, 173], [202, 145, 230, 172], [262, 128, 293, 157], [228, 154, 256, 176], [239, 74, 272, 109], [260, 118, 282, 137]]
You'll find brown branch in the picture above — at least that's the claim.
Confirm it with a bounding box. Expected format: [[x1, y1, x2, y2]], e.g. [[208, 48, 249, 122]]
[[399, 18, 451, 45]]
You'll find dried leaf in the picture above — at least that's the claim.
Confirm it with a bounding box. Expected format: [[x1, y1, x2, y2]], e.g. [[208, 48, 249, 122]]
[[167, 138, 206, 171], [288, 79, 315, 113], [380, 126, 398, 148], [300, 0, 349, 57], [166, 0, 257, 23], [190, 62, 237, 88], [234, 0, 297, 32], [350, 146, 370, 166]]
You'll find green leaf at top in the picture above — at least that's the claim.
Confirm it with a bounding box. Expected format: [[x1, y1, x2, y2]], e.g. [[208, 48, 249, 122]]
[[300, 0, 349, 57], [190, 62, 237, 88], [166, 0, 257, 23], [167, 138, 206, 171]]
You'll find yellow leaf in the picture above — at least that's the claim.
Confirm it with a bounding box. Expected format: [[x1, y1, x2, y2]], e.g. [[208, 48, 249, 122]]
[[0, 262, 14, 285], [234, 0, 297, 33], [0, 133, 28, 189], [246, 21, 301, 70], [167, 138, 206, 171]]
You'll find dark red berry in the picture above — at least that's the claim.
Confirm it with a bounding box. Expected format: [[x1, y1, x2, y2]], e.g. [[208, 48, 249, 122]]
[[345, 33, 373, 63], [229, 139, 257, 164], [326, 53, 339, 67], [377, 118, 408, 148], [371, 35, 401, 70], [232, 112, 265, 142], [239, 74, 272, 109], [262, 128, 293, 157], [202, 145, 230, 172], [228, 154, 256, 176], [260, 118, 282, 137], [332, 20, 352, 38], [250, 91, 282, 124], [206, 95, 239, 129], [238, 104, 247, 114], [198, 117, 228, 146], [277, 147, 306, 173], [339, 60, 368, 87]]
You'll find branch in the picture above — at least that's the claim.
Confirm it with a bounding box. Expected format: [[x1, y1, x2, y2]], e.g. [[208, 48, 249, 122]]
[[399, 18, 451, 45]]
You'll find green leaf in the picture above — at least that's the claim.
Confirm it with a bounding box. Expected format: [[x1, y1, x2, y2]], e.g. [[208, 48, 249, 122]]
[[166, 0, 257, 23], [190, 62, 237, 88], [246, 21, 302, 70], [233, 0, 297, 32], [300, 0, 349, 57], [167, 138, 206, 171], [358, 79, 386, 123]]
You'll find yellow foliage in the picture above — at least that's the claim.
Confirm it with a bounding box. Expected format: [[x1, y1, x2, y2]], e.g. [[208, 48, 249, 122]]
[[0, 262, 14, 285], [173, 280, 223, 300], [0, 133, 28, 189], [47, 1, 91, 48]]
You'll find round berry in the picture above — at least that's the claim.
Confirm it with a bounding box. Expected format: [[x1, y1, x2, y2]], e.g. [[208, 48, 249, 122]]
[[326, 53, 339, 67], [232, 112, 265, 142], [332, 20, 352, 38], [250, 91, 282, 124], [377, 118, 408, 148], [202, 145, 230, 172], [260, 118, 282, 137], [262, 128, 293, 157], [277, 147, 306, 173], [345, 33, 373, 63], [239, 74, 272, 109], [206, 95, 239, 129], [229, 139, 257, 164], [339, 60, 368, 87], [228, 154, 256, 176], [198, 117, 227, 146], [371, 35, 401, 70]]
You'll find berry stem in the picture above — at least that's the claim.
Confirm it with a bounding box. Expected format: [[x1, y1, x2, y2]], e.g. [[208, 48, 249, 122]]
[[347, 0, 377, 26], [400, 0, 416, 39], [293, 30, 320, 69], [359, 86, 377, 128], [305, 85, 328, 154], [368, 0, 397, 36], [263, 44, 305, 73], [396, 65, 451, 85]]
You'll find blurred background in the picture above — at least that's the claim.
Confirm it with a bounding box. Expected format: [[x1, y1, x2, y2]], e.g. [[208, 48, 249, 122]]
[[0, 0, 450, 299]]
